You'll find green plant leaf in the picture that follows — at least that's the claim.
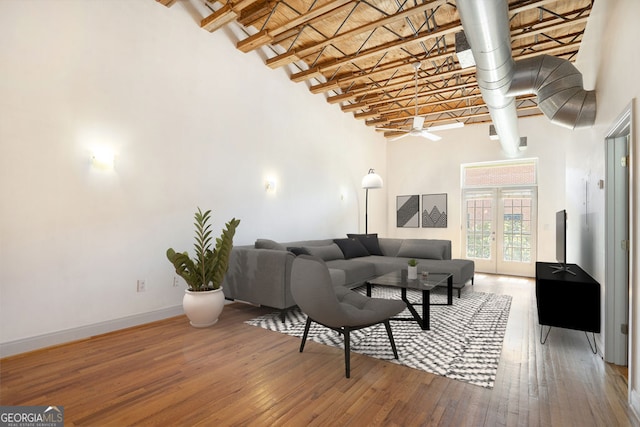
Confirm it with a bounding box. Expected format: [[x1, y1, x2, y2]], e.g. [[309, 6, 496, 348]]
[[166, 209, 240, 291]]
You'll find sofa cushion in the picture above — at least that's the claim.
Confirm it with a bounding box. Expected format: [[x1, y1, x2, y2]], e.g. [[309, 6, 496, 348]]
[[303, 243, 345, 261], [287, 246, 311, 256], [378, 238, 403, 257], [325, 259, 376, 285], [334, 237, 370, 259], [255, 239, 286, 251], [397, 240, 445, 260], [346, 233, 383, 256]]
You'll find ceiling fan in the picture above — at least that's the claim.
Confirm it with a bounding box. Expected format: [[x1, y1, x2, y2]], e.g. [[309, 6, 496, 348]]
[[376, 62, 463, 141]]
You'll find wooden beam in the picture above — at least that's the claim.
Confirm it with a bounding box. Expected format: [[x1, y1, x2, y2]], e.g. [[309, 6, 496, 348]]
[[266, 0, 450, 69], [237, 0, 353, 53], [236, 30, 273, 53], [201, 0, 263, 33], [156, 0, 177, 6], [201, 4, 237, 32]]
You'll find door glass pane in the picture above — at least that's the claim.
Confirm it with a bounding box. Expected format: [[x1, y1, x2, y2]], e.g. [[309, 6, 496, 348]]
[[501, 196, 532, 263], [466, 198, 492, 260]]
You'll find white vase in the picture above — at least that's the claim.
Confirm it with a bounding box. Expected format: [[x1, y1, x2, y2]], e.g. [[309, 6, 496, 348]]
[[182, 287, 225, 327], [408, 266, 418, 279]]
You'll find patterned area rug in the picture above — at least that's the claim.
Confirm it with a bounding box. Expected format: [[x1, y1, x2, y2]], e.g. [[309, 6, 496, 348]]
[[246, 287, 512, 388]]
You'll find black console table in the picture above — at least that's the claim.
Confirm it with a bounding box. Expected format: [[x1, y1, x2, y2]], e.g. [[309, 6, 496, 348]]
[[535, 262, 600, 353]]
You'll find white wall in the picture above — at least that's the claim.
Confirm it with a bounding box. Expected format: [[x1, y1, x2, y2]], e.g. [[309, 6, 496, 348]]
[[569, 0, 640, 416], [386, 115, 569, 261], [0, 0, 386, 353]]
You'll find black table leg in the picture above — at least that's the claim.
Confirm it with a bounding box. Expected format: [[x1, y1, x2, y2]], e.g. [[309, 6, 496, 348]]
[[422, 289, 430, 330], [447, 275, 453, 305], [366, 283, 372, 297], [399, 287, 430, 330]]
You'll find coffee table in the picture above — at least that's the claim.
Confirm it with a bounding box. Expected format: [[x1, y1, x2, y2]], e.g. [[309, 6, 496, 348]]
[[365, 270, 453, 330]]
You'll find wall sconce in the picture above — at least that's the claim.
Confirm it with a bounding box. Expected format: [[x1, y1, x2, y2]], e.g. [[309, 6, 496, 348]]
[[265, 178, 277, 193], [90, 147, 115, 170]]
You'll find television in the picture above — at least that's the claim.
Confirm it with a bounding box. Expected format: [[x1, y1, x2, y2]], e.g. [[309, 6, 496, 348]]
[[551, 209, 575, 275]]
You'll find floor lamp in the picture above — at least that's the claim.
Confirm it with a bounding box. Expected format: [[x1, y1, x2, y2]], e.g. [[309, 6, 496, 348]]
[[362, 168, 383, 234]]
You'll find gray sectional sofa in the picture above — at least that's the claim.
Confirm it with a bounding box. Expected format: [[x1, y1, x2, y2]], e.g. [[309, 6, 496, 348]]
[[223, 234, 475, 318]]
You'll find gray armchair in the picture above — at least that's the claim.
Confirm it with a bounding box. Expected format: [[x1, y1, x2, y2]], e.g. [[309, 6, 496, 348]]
[[291, 255, 407, 378]]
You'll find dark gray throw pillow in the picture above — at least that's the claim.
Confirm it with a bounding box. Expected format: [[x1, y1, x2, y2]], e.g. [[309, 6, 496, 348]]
[[346, 233, 383, 256], [334, 237, 370, 259]]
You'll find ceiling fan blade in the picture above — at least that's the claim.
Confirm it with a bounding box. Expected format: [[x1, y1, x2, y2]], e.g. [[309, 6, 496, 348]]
[[376, 127, 409, 132], [420, 130, 442, 141], [426, 122, 465, 132], [390, 133, 411, 141], [413, 116, 425, 129]]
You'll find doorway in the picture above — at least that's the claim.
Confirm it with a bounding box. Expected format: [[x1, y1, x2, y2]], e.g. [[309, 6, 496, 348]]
[[461, 159, 539, 277], [605, 104, 632, 368], [463, 187, 537, 276]]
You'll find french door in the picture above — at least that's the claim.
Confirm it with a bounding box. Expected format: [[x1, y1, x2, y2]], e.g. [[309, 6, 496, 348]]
[[463, 187, 537, 276]]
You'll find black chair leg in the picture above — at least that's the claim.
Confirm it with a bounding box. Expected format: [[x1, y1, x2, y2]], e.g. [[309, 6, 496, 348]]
[[384, 320, 399, 359], [300, 317, 312, 353], [344, 327, 351, 378]]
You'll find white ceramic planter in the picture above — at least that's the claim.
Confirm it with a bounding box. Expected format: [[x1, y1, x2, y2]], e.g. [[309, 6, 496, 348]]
[[182, 287, 225, 327], [408, 266, 418, 279]]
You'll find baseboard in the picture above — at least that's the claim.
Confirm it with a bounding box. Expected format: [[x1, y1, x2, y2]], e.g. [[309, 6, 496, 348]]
[[630, 388, 640, 422], [0, 305, 183, 358]]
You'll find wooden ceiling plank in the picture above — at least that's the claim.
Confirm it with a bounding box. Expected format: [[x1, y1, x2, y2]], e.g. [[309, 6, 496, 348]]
[[328, 80, 476, 105], [372, 88, 483, 119], [509, 0, 561, 16], [309, 48, 463, 94], [360, 93, 484, 119], [237, 0, 353, 53], [345, 79, 479, 114], [291, 21, 462, 78], [266, 0, 451, 69], [512, 14, 589, 41], [236, 0, 272, 26]]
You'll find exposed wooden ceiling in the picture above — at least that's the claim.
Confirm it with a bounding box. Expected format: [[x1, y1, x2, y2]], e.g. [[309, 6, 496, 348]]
[[158, 0, 594, 138]]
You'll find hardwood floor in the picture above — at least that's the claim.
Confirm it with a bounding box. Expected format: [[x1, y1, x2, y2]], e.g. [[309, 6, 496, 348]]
[[1, 274, 638, 426]]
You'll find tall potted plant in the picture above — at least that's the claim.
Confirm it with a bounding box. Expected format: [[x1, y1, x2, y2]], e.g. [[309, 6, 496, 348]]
[[167, 208, 240, 327]]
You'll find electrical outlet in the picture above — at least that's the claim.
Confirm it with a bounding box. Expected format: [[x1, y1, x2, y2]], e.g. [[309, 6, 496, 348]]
[[172, 276, 180, 287], [137, 279, 146, 292]]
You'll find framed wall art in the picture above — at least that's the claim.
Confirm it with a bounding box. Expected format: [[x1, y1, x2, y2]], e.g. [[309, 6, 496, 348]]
[[396, 195, 419, 228], [422, 193, 447, 228]]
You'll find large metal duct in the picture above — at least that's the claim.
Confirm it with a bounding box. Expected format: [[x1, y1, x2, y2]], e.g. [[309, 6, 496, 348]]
[[456, 0, 521, 157], [456, 0, 596, 155], [506, 55, 596, 129]]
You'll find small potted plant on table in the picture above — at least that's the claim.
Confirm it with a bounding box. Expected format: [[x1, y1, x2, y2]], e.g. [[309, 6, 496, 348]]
[[408, 258, 418, 279]]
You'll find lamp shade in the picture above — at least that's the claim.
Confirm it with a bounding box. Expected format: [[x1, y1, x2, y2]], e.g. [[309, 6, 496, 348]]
[[362, 169, 383, 189]]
